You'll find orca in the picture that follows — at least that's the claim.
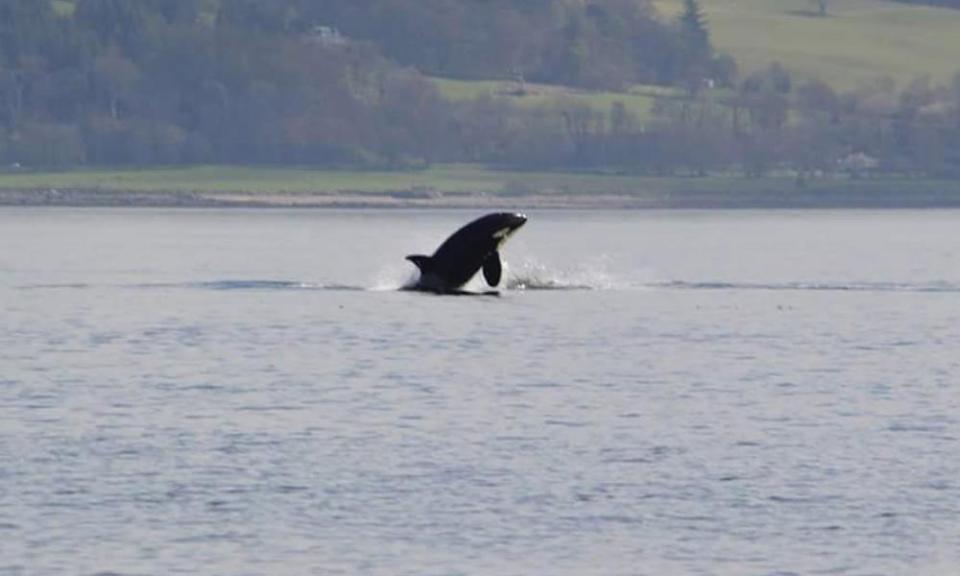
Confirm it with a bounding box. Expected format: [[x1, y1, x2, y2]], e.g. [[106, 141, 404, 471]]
[[406, 212, 527, 293]]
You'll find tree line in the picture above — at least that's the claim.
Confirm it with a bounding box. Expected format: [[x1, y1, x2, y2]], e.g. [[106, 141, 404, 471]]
[[500, 67, 960, 179], [1, 0, 445, 166], [0, 0, 726, 169], [290, 0, 733, 89], [1, 0, 959, 179]]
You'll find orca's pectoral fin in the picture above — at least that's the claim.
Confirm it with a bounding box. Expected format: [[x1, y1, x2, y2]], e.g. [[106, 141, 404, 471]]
[[482, 251, 502, 286]]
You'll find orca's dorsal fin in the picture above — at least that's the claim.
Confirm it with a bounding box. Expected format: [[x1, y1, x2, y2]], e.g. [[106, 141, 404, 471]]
[[406, 254, 432, 272], [482, 251, 502, 286]]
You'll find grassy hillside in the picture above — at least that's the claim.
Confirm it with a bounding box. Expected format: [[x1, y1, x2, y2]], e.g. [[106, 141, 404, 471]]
[[655, 0, 960, 89]]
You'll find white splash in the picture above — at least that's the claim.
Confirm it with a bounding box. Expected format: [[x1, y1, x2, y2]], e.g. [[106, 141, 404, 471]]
[[504, 256, 624, 291], [369, 262, 419, 291]]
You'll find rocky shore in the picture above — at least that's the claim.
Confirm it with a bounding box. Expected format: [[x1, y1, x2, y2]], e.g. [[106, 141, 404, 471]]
[[5, 185, 960, 210]]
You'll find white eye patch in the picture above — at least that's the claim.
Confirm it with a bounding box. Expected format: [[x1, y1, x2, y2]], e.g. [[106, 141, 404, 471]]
[[493, 227, 513, 239]]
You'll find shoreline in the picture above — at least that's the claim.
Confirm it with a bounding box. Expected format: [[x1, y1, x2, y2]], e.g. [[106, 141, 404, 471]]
[[4, 186, 960, 210], [4, 166, 960, 210]]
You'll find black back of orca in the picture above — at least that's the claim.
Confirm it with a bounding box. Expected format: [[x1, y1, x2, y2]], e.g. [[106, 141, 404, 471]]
[[406, 212, 527, 292]]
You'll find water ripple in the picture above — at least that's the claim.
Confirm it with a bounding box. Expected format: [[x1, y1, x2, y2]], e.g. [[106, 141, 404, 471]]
[[656, 280, 960, 293]]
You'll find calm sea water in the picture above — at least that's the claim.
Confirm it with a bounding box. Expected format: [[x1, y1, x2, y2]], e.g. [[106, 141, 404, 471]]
[[1, 208, 958, 576]]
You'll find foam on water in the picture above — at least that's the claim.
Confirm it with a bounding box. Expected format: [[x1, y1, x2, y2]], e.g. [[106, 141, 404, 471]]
[[19, 275, 960, 295], [504, 257, 622, 291], [654, 280, 960, 293], [369, 262, 421, 292], [18, 280, 361, 292]]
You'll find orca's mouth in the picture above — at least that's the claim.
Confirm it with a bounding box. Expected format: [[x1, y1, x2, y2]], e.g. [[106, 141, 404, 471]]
[[510, 213, 528, 230], [493, 213, 527, 241]]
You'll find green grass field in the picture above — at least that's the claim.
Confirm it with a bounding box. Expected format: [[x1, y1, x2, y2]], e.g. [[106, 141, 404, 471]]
[[655, 0, 960, 89], [0, 165, 504, 194], [0, 164, 701, 196], [0, 164, 801, 197], [51, 0, 74, 16], [4, 165, 960, 205]]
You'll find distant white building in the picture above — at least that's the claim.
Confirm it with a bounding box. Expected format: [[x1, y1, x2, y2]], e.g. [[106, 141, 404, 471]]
[[306, 25, 346, 46], [838, 151, 879, 175]]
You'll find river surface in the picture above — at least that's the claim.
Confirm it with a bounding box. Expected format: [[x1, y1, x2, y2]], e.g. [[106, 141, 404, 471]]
[[1, 208, 958, 576]]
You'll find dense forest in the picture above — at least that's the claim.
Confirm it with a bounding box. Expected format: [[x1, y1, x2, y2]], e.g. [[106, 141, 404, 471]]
[[0, 0, 726, 167], [290, 0, 732, 88], [2, 0, 960, 178]]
